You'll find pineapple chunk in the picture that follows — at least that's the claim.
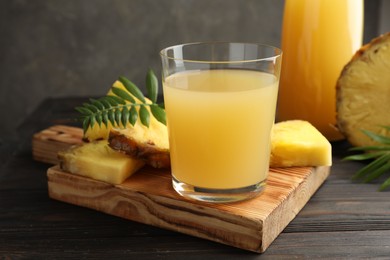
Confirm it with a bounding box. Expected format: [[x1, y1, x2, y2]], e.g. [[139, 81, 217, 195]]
[[58, 141, 145, 184], [270, 120, 332, 167]]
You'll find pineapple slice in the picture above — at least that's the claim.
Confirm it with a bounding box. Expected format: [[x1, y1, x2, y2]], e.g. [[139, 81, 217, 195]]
[[84, 80, 170, 168], [336, 33, 390, 147], [270, 120, 332, 167], [58, 140, 145, 185]]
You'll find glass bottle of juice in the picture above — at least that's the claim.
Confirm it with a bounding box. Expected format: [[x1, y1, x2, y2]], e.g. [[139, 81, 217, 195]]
[[277, 0, 364, 141]]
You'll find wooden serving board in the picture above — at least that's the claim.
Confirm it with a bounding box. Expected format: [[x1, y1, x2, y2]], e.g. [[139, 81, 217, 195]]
[[33, 125, 331, 253]]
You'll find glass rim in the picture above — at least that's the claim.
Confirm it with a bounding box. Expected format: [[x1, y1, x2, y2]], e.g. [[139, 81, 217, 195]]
[[159, 41, 282, 64]]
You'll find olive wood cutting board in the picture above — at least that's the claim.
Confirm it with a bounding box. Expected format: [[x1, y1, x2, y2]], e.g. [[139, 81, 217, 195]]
[[33, 125, 331, 253]]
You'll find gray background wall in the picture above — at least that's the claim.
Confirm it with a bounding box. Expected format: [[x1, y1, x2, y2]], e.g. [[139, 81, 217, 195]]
[[0, 0, 389, 138]]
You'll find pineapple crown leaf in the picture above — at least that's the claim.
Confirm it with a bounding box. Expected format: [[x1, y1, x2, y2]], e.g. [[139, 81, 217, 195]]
[[343, 125, 390, 191], [75, 69, 166, 133]]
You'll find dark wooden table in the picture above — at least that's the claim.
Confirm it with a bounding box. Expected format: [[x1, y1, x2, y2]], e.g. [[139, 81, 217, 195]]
[[1, 97, 390, 259]]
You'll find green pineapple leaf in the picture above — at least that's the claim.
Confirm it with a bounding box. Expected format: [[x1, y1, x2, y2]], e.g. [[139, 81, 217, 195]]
[[344, 126, 390, 191], [75, 70, 166, 134]]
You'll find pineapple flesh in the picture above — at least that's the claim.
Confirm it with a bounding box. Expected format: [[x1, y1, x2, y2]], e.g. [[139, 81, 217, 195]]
[[270, 120, 332, 167], [337, 32, 390, 147], [58, 140, 145, 185]]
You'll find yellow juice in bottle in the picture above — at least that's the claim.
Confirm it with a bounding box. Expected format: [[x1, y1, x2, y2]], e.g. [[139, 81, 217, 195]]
[[278, 0, 363, 141], [163, 69, 278, 189]]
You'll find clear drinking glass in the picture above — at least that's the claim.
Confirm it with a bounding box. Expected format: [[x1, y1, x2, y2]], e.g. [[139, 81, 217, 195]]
[[160, 42, 282, 203]]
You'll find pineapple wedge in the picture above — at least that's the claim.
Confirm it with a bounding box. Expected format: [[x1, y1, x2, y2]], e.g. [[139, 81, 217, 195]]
[[58, 140, 145, 185], [84, 80, 170, 168], [270, 120, 332, 167]]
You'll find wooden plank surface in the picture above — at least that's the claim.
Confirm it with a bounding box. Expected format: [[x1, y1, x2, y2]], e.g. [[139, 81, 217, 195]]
[[32, 125, 83, 164], [36, 125, 330, 253]]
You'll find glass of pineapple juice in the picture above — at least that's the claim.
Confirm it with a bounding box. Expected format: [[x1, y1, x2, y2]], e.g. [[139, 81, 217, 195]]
[[160, 42, 282, 203]]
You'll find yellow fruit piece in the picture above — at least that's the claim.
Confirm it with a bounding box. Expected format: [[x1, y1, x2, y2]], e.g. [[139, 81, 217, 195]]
[[83, 79, 169, 168], [58, 140, 145, 184], [270, 120, 332, 167]]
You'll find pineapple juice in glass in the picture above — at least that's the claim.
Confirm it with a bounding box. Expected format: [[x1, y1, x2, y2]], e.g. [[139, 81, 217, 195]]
[[160, 43, 282, 202]]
